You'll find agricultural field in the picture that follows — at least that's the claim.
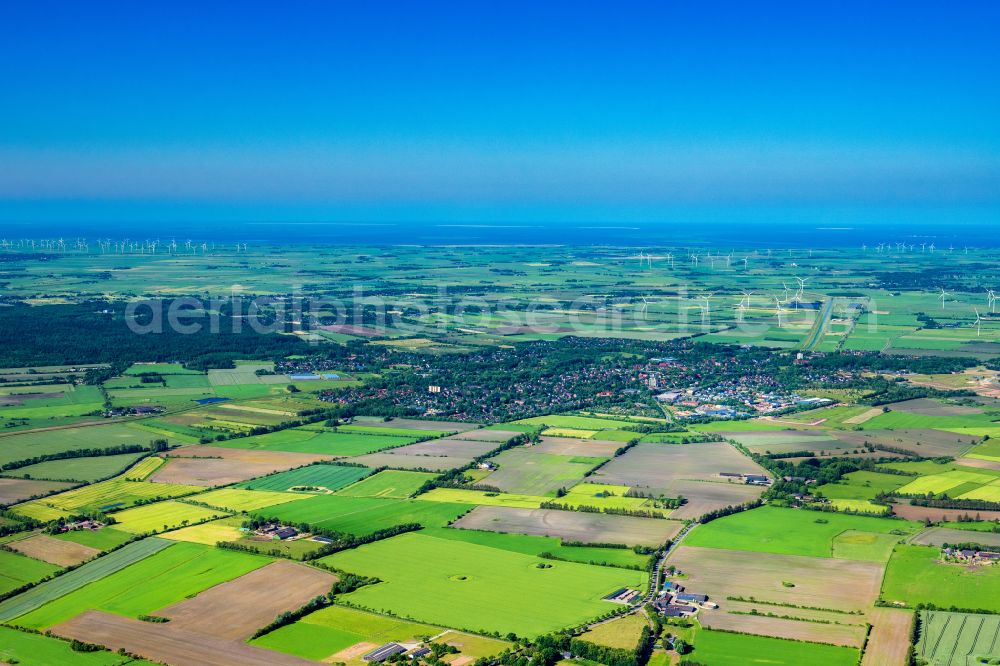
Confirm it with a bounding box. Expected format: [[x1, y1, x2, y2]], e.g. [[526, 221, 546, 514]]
[[215, 427, 419, 456], [160, 517, 245, 545], [451, 505, 682, 546], [0, 548, 61, 596], [335, 470, 438, 499], [0, 538, 174, 623], [250, 605, 450, 662], [111, 500, 230, 534], [479, 448, 608, 496], [579, 613, 648, 648], [0, 625, 157, 666], [912, 526, 1000, 549], [321, 531, 647, 637], [689, 629, 860, 666], [11, 477, 203, 521], [421, 526, 651, 568], [150, 445, 334, 486], [881, 545, 1000, 611], [189, 487, 306, 511], [11, 542, 271, 630], [54, 526, 134, 551], [235, 463, 372, 492], [669, 545, 880, 647], [256, 495, 473, 536], [917, 610, 1000, 665], [589, 441, 767, 519], [155, 560, 336, 640], [684, 506, 918, 559], [6, 533, 101, 566], [350, 451, 475, 471], [0, 421, 189, 467], [0, 477, 75, 505], [0, 451, 148, 482]]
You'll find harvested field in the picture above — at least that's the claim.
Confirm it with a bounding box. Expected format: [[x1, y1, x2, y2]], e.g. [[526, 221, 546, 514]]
[[52, 610, 318, 666], [888, 398, 984, 416], [6, 534, 100, 567], [702, 611, 867, 648], [665, 480, 764, 520], [669, 545, 883, 611], [480, 448, 607, 495], [862, 608, 913, 666], [451, 429, 522, 442], [350, 416, 479, 432], [153, 446, 334, 486], [389, 436, 498, 458], [891, 502, 1000, 523], [451, 506, 681, 547], [836, 429, 980, 458], [351, 452, 474, 471], [0, 478, 73, 504], [592, 441, 766, 490], [956, 456, 1000, 471], [668, 545, 883, 646], [912, 526, 1000, 548], [530, 436, 622, 457], [158, 560, 336, 640]]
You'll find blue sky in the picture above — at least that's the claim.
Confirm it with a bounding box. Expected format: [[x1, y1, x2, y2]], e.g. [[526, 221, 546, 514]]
[[1, 1, 998, 225]]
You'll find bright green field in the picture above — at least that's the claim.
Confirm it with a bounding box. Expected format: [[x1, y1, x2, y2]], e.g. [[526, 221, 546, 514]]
[[335, 470, 439, 499], [0, 625, 155, 666], [12, 542, 270, 629], [420, 488, 545, 508], [235, 463, 372, 492], [321, 531, 646, 637], [917, 611, 1000, 666], [692, 629, 859, 666], [215, 428, 416, 456], [0, 538, 173, 622], [251, 605, 444, 661], [421, 527, 649, 568], [0, 422, 188, 466], [256, 495, 473, 536], [111, 500, 230, 534], [191, 487, 307, 511], [684, 506, 918, 559], [881, 545, 1000, 611], [337, 425, 447, 438], [0, 451, 147, 482], [896, 470, 999, 496], [54, 527, 134, 551], [816, 470, 910, 501], [0, 549, 60, 596]]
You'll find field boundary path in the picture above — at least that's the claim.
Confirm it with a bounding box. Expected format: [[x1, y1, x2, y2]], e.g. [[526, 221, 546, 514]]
[[801, 298, 834, 351]]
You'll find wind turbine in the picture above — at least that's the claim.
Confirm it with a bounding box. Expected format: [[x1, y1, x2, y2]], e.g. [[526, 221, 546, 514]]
[[740, 290, 755, 308], [665, 253, 674, 269], [639, 295, 648, 313], [974, 308, 983, 337], [794, 277, 808, 303], [939, 287, 950, 310], [735, 303, 746, 323], [742, 256, 749, 270], [988, 289, 996, 314], [774, 297, 787, 327], [699, 294, 713, 327]]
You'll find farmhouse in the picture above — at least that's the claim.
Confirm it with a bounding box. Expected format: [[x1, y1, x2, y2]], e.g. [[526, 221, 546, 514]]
[[744, 474, 770, 486], [604, 587, 641, 604], [363, 643, 407, 662], [675, 592, 709, 604], [943, 547, 1000, 564]]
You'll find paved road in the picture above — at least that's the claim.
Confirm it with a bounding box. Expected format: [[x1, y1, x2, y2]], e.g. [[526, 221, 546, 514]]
[[584, 522, 698, 630]]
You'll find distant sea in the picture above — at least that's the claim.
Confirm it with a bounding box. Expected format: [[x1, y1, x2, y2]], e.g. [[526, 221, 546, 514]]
[[4, 217, 998, 249]]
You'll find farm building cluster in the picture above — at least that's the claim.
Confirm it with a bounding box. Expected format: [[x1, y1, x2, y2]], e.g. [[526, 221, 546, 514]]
[[653, 580, 715, 618], [603, 587, 642, 605], [719, 472, 771, 486], [942, 547, 1000, 565]]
